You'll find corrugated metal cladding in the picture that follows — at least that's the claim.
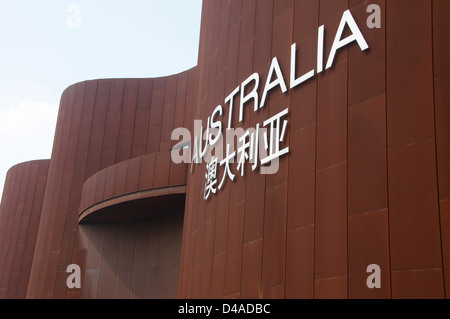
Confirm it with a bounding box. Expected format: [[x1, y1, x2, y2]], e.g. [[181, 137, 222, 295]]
[[0, 0, 449, 299]]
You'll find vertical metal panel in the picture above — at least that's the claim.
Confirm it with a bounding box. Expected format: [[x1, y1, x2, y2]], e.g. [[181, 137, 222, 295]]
[[386, 0, 444, 298]]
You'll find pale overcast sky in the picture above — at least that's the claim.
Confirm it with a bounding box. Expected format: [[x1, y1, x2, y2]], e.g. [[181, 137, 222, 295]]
[[0, 0, 202, 198]]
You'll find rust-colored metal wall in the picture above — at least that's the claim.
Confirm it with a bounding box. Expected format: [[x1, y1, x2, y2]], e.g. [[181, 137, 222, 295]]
[[0, 0, 449, 299], [434, 0, 450, 296], [178, 0, 450, 299], [0, 160, 49, 298], [78, 209, 184, 299], [24, 69, 197, 299]]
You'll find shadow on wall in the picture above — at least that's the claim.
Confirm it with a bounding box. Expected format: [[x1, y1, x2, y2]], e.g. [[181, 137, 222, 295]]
[[77, 207, 184, 299]]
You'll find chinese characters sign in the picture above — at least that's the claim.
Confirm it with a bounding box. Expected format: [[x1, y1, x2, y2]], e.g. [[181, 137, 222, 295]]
[[171, 9, 369, 200]]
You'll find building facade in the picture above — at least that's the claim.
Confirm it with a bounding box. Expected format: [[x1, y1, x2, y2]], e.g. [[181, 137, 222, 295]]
[[0, 0, 449, 299]]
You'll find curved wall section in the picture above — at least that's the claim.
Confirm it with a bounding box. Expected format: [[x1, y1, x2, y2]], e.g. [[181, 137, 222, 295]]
[[0, 160, 49, 298], [26, 68, 197, 299], [79, 189, 186, 224], [78, 151, 185, 222]]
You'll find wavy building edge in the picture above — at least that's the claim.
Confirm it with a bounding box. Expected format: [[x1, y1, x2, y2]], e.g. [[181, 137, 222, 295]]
[[0, 0, 449, 299]]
